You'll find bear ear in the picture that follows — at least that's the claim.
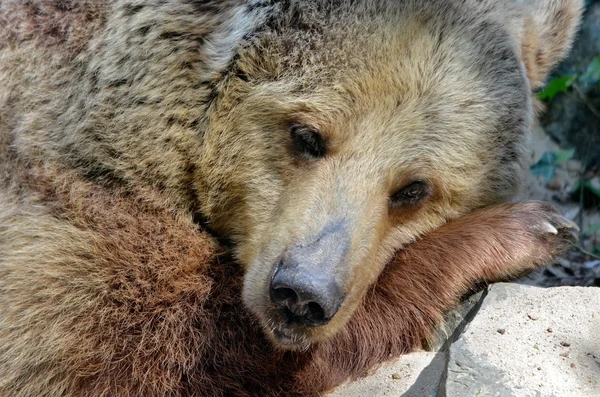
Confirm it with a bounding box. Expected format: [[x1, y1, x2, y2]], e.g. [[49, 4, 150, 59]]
[[199, 3, 270, 76], [515, 0, 584, 89]]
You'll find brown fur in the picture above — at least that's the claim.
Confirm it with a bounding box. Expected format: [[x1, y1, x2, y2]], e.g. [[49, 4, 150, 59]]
[[0, 1, 582, 396]]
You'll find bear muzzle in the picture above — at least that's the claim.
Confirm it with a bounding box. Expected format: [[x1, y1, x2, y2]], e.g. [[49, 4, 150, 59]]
[[269, 221, 349, 330]]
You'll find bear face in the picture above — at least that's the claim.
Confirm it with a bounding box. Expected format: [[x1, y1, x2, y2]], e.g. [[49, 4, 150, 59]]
[[191, 0, 581, 348], [215, 39, 529, 346]]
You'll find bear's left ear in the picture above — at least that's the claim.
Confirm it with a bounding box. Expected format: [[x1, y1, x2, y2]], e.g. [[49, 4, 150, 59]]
[[514, 0, 584, 89]]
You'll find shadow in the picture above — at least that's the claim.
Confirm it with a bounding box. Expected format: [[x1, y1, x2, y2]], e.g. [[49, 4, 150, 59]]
[[402, 287, 490, 397]]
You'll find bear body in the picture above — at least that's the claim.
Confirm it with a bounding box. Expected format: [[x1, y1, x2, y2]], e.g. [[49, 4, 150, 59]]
[[0, 1, 582, 396]]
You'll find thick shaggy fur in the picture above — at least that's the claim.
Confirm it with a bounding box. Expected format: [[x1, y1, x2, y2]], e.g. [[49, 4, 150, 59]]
[[0, 1, 582, 396]]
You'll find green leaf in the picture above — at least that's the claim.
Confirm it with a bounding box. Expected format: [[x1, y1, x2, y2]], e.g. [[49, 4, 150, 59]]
[[571, 179, 581, 195], [553, 148, 575, 164], [538, 76, 575, 101], [570, 179, 600, 198], [583, 223, 600, 236], [585, 180, 600, 198], [530, 152, 558, 182], [579, 57, 600, 85]]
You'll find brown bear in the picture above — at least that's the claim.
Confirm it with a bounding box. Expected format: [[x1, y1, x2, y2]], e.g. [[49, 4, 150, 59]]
[[0, 0, 582, 396]]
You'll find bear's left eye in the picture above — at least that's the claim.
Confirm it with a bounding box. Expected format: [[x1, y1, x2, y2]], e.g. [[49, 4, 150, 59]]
[[290, 125, 327, 160], [390, 181, 431, 208]]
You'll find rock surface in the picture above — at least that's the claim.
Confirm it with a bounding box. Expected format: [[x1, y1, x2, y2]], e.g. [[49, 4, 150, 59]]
[[441, 284, 600, 397], [328, 350, 443, 397], [329, 283, 600, 397]]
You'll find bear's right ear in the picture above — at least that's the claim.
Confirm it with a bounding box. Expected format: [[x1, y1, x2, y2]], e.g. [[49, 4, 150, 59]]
[[515, 0, 584, 90], [197, 3, 271, 79]]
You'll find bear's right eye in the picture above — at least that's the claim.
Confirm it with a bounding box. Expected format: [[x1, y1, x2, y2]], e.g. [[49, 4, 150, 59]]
[[390, 181, 431, 208], [290, 125, 327, 160]]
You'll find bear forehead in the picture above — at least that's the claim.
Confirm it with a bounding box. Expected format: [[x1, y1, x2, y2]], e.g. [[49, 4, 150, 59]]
[[238, 0, 525, 85], [234, 1, 530, 142]]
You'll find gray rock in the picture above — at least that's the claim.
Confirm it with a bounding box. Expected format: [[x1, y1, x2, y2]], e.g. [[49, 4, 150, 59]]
[[327, 350, 444, 397], [439, 283, 600, 397]]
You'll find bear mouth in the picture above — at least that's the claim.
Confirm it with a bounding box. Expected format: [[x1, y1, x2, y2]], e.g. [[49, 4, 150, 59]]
[[272, 328, 301, 346], [266, 314, 312, 350]]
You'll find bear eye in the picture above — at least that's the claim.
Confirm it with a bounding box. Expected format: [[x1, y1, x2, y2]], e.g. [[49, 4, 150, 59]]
[[290, 125, 326, 160], [390, 181, 431, 208]]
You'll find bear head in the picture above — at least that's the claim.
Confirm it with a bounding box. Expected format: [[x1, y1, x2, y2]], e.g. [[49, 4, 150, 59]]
[[188, 0, 582, 349]]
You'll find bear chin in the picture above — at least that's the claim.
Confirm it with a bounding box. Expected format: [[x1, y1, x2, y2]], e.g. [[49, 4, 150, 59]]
[[271, 328, 311, 350]]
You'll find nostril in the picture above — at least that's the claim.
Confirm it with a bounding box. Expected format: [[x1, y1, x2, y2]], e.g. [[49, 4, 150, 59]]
[[306, 301, 326, 323], [271, 285, 329, 326], [271, 287, 297, 305]]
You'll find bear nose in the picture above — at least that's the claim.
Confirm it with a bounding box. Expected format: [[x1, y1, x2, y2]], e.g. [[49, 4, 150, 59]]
[[269, 221, 349, 327], [270, 266, 342, 327]]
